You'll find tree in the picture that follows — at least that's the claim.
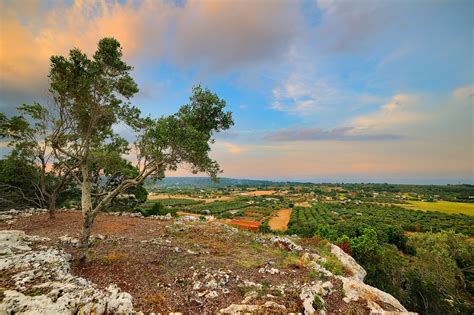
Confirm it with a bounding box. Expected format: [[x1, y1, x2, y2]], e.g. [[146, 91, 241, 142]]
[[0, 151, 42, 210], [0, 104, 72, 217], [405, 231, 474, 314], [48, 38, 233, 260]]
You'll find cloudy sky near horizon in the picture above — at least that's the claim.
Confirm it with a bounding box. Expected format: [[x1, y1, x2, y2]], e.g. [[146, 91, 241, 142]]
[[0, 0, 473, 184]]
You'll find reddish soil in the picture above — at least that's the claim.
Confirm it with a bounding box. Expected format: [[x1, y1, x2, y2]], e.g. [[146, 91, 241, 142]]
[[227, 219, 261, 232], [268, 209, 292, 231], [0, 211, 309, 313]]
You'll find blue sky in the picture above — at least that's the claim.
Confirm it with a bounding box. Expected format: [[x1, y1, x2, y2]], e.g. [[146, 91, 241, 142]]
[[0, 0, 473, 183]]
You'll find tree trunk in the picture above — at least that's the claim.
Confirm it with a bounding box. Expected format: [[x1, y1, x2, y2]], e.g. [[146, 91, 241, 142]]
[[79, 211, 94, 262], [48, 192, 57, 220], [79, 165, 93, 262]]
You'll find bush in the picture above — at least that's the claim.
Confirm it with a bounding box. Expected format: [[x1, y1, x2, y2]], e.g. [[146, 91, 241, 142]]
[[258, 219, 272, 233], [141, 202, 177, 217], [312, 294, 324, 310], [335, 235, 352, 256], [219, 212, 233, 219]]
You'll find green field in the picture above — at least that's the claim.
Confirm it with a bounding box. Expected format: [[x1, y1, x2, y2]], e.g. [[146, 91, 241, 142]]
[[400, 200, 474, 216], [287, 203, 474, 237]]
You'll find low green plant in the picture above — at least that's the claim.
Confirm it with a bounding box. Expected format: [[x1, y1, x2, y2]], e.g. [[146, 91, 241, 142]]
[[312, 294, 324, 310]]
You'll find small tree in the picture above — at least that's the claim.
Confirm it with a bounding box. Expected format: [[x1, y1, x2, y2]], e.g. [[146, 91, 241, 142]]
[[48, 38, 233, 260], [0, 151, 42, 210], [0, 104, 72, 218]]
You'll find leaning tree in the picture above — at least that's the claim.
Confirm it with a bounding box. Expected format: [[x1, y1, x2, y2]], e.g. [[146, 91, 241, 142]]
[[48, 38, 233, 260], [0, 104, 72, 218]]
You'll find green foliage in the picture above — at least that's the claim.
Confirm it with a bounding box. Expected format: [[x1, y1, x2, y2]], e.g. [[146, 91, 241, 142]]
[[0, 102, 75, 212], [258, 218, 272, 233], [186, 200, 250, 214], [46, 37, 233, 219], [287, 202, 474, 314], [288, 203, 474, 239], [150, 198, 203, 207], [0, 152, 41, 210], [140, 202, 177, 217], [218, 212, 233, 219], [404, 231, 474, 314], [312, 294, 324, 310]]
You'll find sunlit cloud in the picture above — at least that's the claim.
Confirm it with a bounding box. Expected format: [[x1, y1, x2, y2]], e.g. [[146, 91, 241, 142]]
[[221, 142, 246, 154]]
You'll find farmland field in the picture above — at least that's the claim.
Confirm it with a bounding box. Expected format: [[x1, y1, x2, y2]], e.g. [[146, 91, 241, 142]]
[[147, 198, 203, 207], [268, 208, 292, 231], [287, 203, 474, 237], [400, 200, 474, 216]]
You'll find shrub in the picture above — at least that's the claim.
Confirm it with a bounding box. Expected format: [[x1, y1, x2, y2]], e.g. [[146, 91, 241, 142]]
[[258, 219, 272, 233], [141, 202, 177, 217], [335, 235, 352, 256], [312, 294, 324, 310]]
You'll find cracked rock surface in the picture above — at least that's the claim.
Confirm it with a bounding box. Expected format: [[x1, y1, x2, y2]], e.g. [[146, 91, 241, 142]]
[[0, 230, 134, 315]]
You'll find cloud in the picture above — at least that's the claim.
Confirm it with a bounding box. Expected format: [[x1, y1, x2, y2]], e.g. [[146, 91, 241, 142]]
[[272, 76, 341, 115], [169, 0, 304, 72], [222, 142, 245, 154], [453, 85, 473, 101], [314, 0, 400, 54], [270, 65, 382, 116], [350, 94, 427, 131], [0, 0, 306, 111], [264, 126, 402, 142]]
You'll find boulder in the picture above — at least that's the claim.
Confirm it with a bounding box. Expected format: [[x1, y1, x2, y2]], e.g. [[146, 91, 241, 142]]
[[329, 244, 366, 281]]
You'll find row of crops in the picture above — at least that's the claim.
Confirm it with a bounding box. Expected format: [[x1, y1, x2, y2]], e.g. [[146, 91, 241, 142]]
[[145, 195, 289, 216], [184, 200, 252, 214], [288, 203, 474, 237], [147, 198, 204, 207]]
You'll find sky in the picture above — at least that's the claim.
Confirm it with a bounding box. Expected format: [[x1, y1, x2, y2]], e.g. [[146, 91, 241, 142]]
[[0, 0, 473, 184]]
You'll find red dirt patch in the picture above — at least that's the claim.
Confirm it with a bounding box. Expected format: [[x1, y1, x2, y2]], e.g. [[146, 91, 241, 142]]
[[227, 219, 261, 232]]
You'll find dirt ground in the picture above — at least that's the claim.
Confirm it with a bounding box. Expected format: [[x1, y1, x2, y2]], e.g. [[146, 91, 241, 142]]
[[176, 211, 262, 232], [268, 209, 292, 231], [227, 219, 261, 232], [0, 211, 311, 313]]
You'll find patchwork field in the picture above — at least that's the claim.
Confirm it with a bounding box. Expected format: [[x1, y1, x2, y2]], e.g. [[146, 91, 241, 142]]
[[237, 190, 276, 196], [400, 200, 474, 216], [148, 193, 232, 203], [268, 209, 292, 231]]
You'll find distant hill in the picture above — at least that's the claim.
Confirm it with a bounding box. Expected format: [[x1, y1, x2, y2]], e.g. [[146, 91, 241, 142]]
[[144, 177, 300, 188]]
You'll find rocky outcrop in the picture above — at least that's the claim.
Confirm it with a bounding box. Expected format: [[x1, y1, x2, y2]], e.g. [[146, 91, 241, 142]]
[[0, 222, 416, 314], [220, 301, 287, 314], [329, 243, 367, 281], [270, 235, 303, 252], [0, 230, 134, 314], [267, 235, 416, 315]]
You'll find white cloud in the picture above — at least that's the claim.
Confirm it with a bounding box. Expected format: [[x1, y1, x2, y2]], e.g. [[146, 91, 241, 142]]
[[271, 70, 345, 115]]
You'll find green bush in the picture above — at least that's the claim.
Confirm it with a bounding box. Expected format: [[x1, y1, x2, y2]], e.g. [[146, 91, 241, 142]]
[[141, 202, 177, 217], [312, 294, 323, 310]]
